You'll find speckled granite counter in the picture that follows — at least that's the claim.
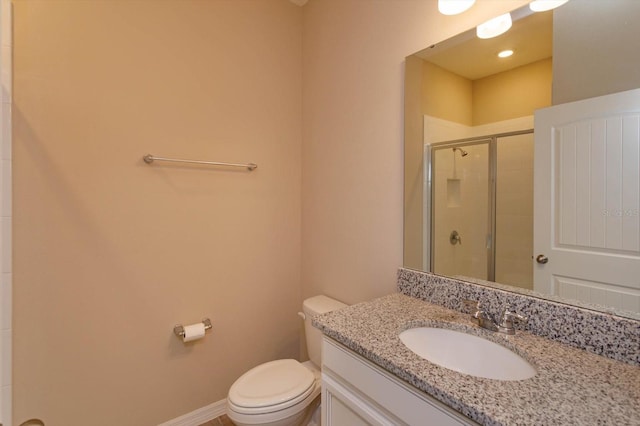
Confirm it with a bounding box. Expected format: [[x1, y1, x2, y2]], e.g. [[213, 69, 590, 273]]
[[397, 269, 639, 365], [313, 294, 640, 426]]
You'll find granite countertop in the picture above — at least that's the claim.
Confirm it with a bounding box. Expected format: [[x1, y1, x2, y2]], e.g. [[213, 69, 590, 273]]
[[313, 293, 640, 426]]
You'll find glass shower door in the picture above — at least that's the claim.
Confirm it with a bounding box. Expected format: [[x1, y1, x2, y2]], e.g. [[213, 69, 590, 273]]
[[495, 133, 534, 289]]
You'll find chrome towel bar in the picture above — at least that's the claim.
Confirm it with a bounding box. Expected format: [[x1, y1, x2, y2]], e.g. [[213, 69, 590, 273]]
[[143, 154, 257, 171]]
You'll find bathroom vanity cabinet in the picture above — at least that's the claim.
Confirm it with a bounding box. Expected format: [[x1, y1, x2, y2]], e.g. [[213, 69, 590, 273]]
[[321, 337, 476, 426], [316, 293, 640, 425]]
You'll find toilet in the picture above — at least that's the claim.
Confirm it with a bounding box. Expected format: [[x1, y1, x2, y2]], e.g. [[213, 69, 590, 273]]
[[227, 295, 347, 426]]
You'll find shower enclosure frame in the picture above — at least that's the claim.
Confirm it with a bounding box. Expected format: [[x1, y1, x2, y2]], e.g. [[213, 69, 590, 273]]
[[425, 128, 534, 282]]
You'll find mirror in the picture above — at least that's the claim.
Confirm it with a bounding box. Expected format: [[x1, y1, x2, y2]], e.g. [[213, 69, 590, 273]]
[[404, 0, 640, 318]]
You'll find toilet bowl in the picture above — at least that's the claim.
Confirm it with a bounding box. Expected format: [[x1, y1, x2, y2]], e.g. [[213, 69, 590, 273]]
[[227, 296, 347, 426], [227, 359, 321, 426]]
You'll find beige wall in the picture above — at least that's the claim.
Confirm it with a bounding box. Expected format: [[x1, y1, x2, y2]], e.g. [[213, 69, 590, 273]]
[[422, 61, 473, 126], [13, 1, 302, 424], [302, 0, 529, 305], [473, 58, 552, 125], [553, 0, 640, 104], [419, 57, 552, 128], [11, 0, 536, 423]]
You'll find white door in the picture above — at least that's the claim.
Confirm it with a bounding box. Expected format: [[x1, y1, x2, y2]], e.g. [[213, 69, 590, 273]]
[[534, 88, 640, 313]]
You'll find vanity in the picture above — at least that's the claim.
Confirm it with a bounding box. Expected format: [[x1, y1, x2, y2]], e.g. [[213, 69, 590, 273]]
[[313, 269, 640, 426], [325, 1, 640, 423], [322, 334, 474, 425]]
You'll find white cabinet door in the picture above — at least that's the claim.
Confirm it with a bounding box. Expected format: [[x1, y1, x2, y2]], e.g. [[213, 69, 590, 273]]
[[322, 374, 399, 426], [534, 88, 640, 312], [323, 387, 372, 426]]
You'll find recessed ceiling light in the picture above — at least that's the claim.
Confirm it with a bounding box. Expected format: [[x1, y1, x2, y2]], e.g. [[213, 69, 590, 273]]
[[438, 0, 476, 16], [498, 50, 514, 58], [476, 13, 512, 39], [529, 0, 570, 12]]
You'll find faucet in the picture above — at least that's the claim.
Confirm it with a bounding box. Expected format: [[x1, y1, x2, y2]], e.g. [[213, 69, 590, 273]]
[[463, 300, 528, 335]]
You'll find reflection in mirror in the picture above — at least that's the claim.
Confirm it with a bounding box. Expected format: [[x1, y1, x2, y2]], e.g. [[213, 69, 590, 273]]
[[430, 131, 535, 291], [404, 0, 640, 318]]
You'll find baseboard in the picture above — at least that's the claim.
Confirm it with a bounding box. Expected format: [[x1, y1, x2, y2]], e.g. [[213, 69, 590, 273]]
[[158, 398, 227, 426]]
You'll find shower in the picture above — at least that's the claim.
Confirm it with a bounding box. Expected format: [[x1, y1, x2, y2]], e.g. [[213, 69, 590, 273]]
[[453, 147, 468, 157], [429, 131, 535, 287]]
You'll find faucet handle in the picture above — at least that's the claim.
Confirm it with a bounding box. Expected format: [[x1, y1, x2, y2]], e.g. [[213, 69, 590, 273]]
[[502, 309, 528, 323], [464, 300, 500, 331], [463, 300, 487, 323], [498, 308, 528, 334]]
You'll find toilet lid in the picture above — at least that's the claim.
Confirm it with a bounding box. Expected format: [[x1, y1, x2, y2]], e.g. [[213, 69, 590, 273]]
[[228, 359, 315, 410]]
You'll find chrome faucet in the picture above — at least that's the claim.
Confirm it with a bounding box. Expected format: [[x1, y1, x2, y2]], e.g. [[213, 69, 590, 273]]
[[463, 300, 528, 335]]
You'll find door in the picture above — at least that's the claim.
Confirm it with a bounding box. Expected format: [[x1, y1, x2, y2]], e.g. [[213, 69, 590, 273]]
[[534, 89, 640, 312]]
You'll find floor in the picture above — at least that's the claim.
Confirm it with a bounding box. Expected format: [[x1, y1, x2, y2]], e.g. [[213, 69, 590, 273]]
[[199, 414, 234, 426]]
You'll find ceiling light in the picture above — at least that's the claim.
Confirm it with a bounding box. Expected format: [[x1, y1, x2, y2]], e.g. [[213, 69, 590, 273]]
[[476, 13, 512, 39], [498, 50, 514, 58], [438, 0, 476, 16], [529, 0, 570, 12]]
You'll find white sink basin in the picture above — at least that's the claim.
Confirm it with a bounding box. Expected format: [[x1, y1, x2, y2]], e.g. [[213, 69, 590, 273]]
[[399, 327, 536, 381]]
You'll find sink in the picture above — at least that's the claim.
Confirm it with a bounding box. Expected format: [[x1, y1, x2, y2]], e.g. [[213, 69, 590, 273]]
[[399, 327, 536, 381]]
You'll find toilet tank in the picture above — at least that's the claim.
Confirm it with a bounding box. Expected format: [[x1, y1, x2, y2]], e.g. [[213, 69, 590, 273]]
[[302, 295, 347, 368]]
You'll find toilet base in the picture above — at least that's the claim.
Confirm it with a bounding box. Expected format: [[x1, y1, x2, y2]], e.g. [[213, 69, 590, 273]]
[[303, 397, 321, 426], [227, 394, 320, 426]]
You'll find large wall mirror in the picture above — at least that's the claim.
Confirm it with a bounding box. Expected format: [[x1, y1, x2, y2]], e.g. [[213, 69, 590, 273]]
[[404, 0, 640, 318]]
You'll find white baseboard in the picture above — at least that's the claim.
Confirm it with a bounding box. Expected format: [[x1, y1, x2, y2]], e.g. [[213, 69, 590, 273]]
[[158, 398, 227, 426]]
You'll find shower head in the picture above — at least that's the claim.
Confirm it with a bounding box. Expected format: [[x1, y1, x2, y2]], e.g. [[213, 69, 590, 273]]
[[453, 147, 468, 157]]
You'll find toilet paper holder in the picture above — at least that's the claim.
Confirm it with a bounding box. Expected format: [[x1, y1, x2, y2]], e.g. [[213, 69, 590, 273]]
[[174, 318, 212, 338]]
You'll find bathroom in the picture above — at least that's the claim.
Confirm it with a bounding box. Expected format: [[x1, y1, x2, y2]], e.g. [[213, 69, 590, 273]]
[[1, 0, 639, 425]]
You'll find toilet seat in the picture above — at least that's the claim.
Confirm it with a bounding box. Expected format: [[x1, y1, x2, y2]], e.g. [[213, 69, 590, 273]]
[[228, 359, 316, 414]]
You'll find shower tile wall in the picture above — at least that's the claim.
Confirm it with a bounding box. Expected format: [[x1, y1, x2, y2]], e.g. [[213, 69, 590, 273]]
[[0, 0, 11, 424]]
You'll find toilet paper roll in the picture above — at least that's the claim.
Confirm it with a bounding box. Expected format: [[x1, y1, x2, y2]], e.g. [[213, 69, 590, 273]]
[[182, 323, 206, 342]]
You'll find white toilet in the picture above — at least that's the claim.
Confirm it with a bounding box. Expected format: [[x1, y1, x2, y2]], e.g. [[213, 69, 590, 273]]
[[227, 295, 347, 426]]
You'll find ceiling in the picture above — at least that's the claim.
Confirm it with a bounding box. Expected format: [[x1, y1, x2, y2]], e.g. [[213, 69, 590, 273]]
[[415, 9, 553, 80]]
